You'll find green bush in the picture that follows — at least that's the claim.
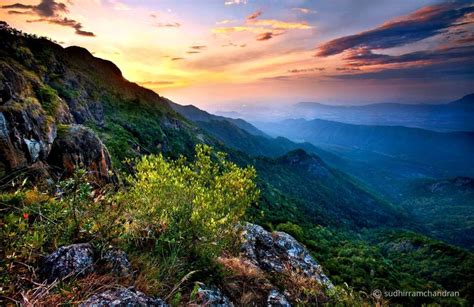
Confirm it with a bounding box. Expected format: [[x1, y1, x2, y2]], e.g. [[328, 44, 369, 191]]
[[118, 144, 259, 264]]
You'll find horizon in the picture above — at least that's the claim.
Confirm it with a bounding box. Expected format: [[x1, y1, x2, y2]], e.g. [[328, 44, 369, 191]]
[[1, 0, 473, 110]]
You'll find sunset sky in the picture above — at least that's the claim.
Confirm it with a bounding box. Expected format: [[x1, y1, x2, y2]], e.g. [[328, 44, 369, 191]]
[[1, 0, 473, 111]]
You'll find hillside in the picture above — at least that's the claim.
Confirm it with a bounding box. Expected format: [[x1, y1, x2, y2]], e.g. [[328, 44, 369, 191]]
[[1, 23, 473, 305], [255, 118, 474, 178], [293, 94, 474, 132]]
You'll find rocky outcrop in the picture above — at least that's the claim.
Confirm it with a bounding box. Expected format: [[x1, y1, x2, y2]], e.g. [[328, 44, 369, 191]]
[[195, 285, 234, 307], [241, 223, 333, 289], [40, 243, 94, 282], [267, 289, 291, 307], [80, 288, 167, 307], [48, 125, 116, 183], [101, 248, 131, 277]]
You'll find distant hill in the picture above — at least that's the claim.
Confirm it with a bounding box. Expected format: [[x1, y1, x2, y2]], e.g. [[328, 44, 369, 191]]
[[293, 94, 474, 132], [169, 103, 268, 137], [255, 118, 474, 178]]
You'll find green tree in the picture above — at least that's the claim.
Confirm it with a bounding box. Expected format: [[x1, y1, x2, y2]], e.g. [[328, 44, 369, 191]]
[[119, 144, 259, 264]]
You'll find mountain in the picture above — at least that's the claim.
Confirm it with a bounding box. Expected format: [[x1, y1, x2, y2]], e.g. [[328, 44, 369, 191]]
[[169, 103, 268, 137], [292, 95, 474, 132], [450, 93, 474, 106], [169, 102, 345, 161], [1, 23, 473, 305], [255, 118, 474, 179]]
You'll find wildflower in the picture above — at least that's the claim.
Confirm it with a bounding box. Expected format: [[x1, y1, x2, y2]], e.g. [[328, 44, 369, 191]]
[[23, 213, 29, 220]]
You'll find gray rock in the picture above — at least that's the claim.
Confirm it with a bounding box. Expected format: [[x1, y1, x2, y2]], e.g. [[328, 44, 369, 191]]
[[196, 285, 234, 307], [24, 138, 41, 162], [80, 288, 167, 306], [40, 243, 94, 282], [47, 125, 117, 184], [0, 112, 8, 139], [102, 248, 131, 277], [267, 289, 291, 307], [241, 223, 333, 289]]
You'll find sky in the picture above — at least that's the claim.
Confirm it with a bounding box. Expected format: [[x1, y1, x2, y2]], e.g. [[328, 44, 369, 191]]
[[1, 0, 473, 111]]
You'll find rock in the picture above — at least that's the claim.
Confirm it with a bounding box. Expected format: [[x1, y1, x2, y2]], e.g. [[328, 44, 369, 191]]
[[267, 289, 291, 307], [80, 288, 167, 306], [24, 138, 41, 162], [241, 223, 333, 289], [102, 248, 131, 277], [40, 243, 94, 282], [47, 125, 116, 184], [0, 105, 56, 175], [196, 285, 234, 307]]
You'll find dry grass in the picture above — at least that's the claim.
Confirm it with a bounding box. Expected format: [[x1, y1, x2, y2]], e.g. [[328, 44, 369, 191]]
[[270, 264, 328, 306], [19, 273, 121, 306], [218, 256, 273, 306]]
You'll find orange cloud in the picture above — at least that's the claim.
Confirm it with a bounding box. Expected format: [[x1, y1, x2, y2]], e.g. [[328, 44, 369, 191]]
[[248, 19, 313, 30]]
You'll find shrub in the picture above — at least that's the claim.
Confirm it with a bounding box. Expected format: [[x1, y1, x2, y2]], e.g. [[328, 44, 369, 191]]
[[118, 144, 259, 265]]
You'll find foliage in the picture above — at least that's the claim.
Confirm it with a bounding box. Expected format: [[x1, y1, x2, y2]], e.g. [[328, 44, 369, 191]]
[[118, 144, 259, 265]]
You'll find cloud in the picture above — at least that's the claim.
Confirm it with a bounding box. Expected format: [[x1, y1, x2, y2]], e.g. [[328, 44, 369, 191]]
[[344, 45, 474, 67], [247, 10, 262, 21], [190, 45, 207, 50], [256, 31, 281, 41], [336, 67, 361, 72], [216, 19, 236, 25], [27, 17, 95, 36], [288, 67, 325, 73], [171, 57, 184, 61], [2, 3, 34, 10], [249, 19, 313, 30], [2, 0, 95, 36], [224, 0, 247, 5], [35, 0, 68, 17], [155, 22, 181, 28], [333, 57, 474, 80], [316, 3, 474, 57], [7, 10, 31, 14], [186, 51, 200, 54], [292, 8, 315, 14], [2, 0, 67, 16]]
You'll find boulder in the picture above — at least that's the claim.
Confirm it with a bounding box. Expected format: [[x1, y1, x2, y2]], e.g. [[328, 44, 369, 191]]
[[47, 125, 116, 183], [195, 285, 234, 307], [267, 289, 291, 307], [241, 223, 333, 289], [40, 243, 94, 282], [102, 248, 131, 277], [80, 288, 167, 306]]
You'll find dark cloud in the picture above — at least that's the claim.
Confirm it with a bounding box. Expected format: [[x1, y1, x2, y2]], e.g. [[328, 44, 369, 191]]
[[35, 0, 68, 17], [288, 67, 325, 73], [27, 17, 95, 36], [7, 10, 30, 14], [336, 67, 361, 72], [344, 45, 474, 67], [247, 10, 262, 21], [334, 57, 474, 80], [155, 22, 181, 27], [1, 3, 34, 10], [171, 57, 184, 61], [316, 3, 474, 57], [2, 0, 94, 37], [186, 51, 200, 54], [256, 32, 273, 41]]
